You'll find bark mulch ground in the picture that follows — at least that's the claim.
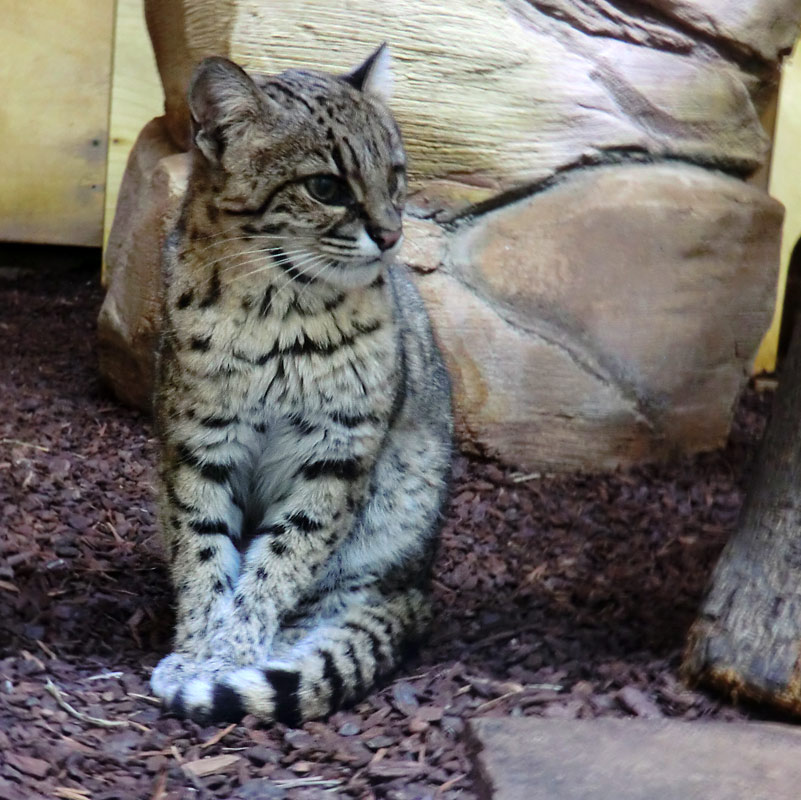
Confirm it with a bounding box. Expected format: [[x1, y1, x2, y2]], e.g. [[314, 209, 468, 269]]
[[0, 254, 776, 800]]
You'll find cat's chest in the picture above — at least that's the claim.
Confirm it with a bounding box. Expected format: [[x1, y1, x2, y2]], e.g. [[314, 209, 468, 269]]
[[171, 285, 399, 417]]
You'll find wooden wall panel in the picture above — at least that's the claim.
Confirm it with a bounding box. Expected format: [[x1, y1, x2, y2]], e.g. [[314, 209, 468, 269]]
[[0, 1, 115, 247]]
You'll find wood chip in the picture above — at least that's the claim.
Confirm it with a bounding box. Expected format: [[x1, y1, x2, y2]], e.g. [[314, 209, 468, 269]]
[[6, 752, 50, 778], [182, 753, 242, 777], [52, 788, 91, 800], [200, 721, 237, 749]]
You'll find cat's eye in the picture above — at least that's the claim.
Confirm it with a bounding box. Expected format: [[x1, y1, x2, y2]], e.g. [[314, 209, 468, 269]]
[[306, 175, 352, 206]]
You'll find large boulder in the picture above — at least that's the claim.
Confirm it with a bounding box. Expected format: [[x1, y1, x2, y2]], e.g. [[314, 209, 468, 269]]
[[99, 0, 795, 470]]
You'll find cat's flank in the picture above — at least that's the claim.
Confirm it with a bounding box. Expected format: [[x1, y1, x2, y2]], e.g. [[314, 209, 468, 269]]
[[150, 44, 453, 725]]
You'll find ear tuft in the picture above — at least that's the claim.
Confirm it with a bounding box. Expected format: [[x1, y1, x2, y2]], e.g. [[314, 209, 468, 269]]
[[342, 43, 394, 102]]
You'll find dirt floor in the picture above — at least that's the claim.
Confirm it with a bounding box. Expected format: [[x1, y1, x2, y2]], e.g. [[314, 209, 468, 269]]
[[0, 255, 775, 800]]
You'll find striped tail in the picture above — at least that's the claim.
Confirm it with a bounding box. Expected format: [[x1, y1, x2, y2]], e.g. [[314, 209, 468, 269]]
[[166, 590, 430, 725]]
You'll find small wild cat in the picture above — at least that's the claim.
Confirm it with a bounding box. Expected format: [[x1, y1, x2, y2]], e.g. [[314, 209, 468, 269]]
[[149, 44, 453, 725]]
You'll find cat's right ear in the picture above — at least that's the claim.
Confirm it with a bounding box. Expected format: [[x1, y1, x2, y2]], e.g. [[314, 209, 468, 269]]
[[188, 57, 266, 164]]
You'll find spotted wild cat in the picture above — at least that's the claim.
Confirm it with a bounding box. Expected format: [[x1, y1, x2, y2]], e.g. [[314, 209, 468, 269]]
[[149, 44, 453, 724]]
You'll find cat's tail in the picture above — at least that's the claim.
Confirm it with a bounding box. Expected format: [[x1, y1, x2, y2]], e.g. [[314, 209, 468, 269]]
[[166, 590, 430, 725]]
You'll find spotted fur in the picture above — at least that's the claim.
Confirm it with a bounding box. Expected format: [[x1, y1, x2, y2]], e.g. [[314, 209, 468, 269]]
[[150, 45, 453, 724]]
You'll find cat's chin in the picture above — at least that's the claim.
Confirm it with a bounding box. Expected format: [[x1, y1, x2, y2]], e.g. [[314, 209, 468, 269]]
[[321, 260, 385, 290]]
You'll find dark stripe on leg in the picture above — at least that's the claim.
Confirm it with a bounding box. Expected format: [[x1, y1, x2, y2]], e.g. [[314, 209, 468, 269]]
[[302, 458, 361, 481], [189, 518, 229, 536], [345, 622, 391, 672], [343, 642, 365, 699], [286, 511, 324, 533], [321, 650, 345, 712], [265, 668, 302, 727]]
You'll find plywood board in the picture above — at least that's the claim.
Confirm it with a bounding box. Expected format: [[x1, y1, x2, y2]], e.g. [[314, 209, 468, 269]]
[[0, 0, 114, 247]]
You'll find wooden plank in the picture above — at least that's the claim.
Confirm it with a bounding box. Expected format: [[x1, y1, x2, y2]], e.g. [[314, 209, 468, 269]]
[[103, 0, 164, 270], [0, 0, 114, 247], [469, 718, 801, 800]]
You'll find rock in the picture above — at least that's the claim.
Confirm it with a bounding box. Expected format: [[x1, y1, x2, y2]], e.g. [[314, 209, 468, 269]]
[[447, 163, 781, 465], [98, 117, 187, 411], [468, 717, 801, 800], [98, 124, 780, 471], [100, 0, 794, 471], [416, 269, 656, 471], [143, 0, 779, 208], [636, 0, 801, 60]]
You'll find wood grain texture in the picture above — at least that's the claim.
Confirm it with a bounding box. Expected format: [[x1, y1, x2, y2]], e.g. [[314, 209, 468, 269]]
[[143, 0, 779, 205], [0, 0, 114, 247], [103, 0, 164, 270]]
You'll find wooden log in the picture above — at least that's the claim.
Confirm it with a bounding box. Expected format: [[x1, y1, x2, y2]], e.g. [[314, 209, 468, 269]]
[[683, 306, 801, 713]]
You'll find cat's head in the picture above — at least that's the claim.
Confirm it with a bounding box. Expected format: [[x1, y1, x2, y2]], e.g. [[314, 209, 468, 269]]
[[188, 44, 406, 290]]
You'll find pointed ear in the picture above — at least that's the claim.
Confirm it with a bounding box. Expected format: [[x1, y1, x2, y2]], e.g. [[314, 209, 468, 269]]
[[342, 42, 394, 102], [188, 56, 266, 163]]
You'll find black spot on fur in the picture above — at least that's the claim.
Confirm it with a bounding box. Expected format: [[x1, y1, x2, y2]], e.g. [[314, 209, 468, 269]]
[[199, 266, 222, 308], [198, 547, 215, 562], [210, 684, 245, 723], [166, 480, 194, 514], [265, 668, 302, 727], [352, 319, 381, 336], [190, 335, 212, 351], [176, 290, 194, 309], [176, 443, 232, 484], [271, 539, 288, 557], [288, 413, 315, 435], [331, 410, 378, 428], [189, 518, 229, 536], [286, 511, 324, 533], [254, 523, 289, 538], [259, 285, 274, 318], [199, 414, 237, 428], [302, 458, 361, 481], [324, 292, 346, 312], [212, 579, 225, 594]]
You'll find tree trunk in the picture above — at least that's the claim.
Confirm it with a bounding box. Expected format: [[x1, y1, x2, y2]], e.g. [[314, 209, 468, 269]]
[[683, 308, 801, 713]]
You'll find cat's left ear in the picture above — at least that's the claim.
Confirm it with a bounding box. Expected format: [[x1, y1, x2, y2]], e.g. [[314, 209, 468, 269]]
[[342, 42, 394, 102]]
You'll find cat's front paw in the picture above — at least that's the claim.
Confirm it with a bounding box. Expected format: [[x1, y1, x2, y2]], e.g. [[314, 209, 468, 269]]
[[150, 652, 231, 707]]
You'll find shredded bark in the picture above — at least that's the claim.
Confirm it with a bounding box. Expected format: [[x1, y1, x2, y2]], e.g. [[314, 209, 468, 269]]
[[0, 257, 773, 800]]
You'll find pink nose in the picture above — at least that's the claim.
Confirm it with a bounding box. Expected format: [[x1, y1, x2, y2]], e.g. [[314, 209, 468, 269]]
[[370, 228, 402, 251]]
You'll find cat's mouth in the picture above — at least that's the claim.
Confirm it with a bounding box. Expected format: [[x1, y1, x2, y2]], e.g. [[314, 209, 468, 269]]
[[323, 258, 385, 290]]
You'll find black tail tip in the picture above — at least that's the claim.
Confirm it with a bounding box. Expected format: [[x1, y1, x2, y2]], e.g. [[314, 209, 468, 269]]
[[166, 684, 246, 724]]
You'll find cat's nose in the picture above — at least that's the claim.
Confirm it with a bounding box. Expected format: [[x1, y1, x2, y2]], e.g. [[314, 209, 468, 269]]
[[368, 227, 402, 251]]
